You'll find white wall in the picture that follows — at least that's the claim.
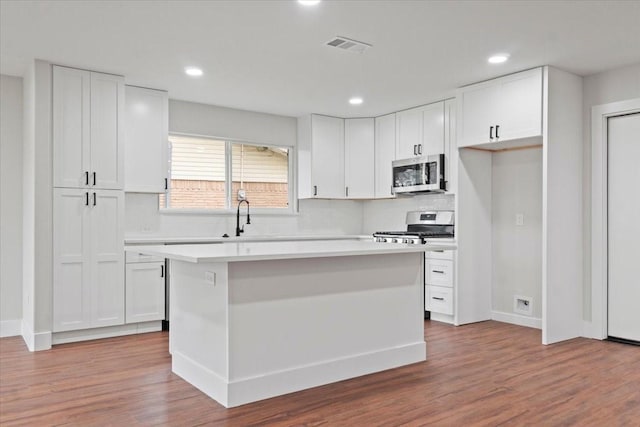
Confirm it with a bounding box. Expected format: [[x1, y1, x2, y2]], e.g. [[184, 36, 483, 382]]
[[582, 63, 640, 320], [0, 74, 23, 335], [491, 148, 542, 319]]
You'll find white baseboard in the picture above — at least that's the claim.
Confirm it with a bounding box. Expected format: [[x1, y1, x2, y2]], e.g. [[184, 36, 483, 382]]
[[430, 312, 454, 325], [173, 341, 426, 408], [0, 319, 22, 338], [52, 321, 162, 345], [21, 322, 52, 352], [491, 310, 542, 330]]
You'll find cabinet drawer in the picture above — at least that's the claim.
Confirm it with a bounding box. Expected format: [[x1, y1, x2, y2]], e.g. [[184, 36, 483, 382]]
[[425, 259, 453, 287], [425, 249, 454, 260], [425, 285, 454, 315], [125, 251, 165, 263]]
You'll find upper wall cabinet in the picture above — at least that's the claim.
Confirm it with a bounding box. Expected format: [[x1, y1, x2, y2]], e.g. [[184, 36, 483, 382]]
[[457, 68, 542, 148], [374, 113, 396, 199], [344, 118, 374, 199], [298, 114, 345, 199], [124, 86, 169, 193], [53, 65, 124, 190], [395, 102, 445, 159]]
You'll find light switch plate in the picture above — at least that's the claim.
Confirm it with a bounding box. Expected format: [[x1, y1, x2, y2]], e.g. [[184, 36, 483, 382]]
[[515, 213, 524, 226], [205, 271, 216, 285]]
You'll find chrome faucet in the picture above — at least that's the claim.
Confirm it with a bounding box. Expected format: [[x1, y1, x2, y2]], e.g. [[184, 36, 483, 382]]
[[235, 199, 250, 237]]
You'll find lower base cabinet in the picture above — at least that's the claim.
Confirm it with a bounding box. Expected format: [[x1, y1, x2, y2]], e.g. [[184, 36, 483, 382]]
[[425, 249, 455, 319], [125, 252, 165, 323]]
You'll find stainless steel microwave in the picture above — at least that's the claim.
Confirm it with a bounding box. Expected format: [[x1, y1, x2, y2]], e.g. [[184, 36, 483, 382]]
[[392, 154, 446, 195]]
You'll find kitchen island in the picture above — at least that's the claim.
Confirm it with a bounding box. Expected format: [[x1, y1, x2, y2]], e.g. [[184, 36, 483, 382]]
[[128, 240, 455, 407]]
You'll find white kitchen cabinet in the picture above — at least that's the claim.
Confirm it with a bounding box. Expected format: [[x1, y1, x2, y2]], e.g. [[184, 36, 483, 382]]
[[457, 67, 542, 148], [53, 188, 124, 332], [425, 249, 456, 323], [344, 118, 374, 198], [53, 65, 124, 190], [124, 85, 168, 193], [298, 114, 345, 199], [396, 102, 445, 159], [125, 259, 165, 324], [374, 113, 396, 198]]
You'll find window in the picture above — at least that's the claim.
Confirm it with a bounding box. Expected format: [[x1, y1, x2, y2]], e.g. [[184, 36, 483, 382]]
[[160, 134, 292, 211]]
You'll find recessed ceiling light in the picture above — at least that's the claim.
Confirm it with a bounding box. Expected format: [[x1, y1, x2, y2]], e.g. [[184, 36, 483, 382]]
[[349, 97, 363, 105], [185, 67, 203, 77], [298, 0, 321, 5], [488, 54, 509, 64]]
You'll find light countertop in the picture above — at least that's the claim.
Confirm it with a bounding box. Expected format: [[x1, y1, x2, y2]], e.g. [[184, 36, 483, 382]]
[[125, 234, 371, 245], [127, 240, 456, 263]]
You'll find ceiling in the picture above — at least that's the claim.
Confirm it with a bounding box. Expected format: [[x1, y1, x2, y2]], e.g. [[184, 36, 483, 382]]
[[2, 1, 639, 118]]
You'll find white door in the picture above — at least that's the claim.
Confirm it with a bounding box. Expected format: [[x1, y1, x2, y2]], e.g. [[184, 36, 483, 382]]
[[90, 190, 125, 327], [499, 68, 543, 142], [126, 262, 165, 323], [608, 112, 640, 342], [124, 86, 168, 193], [421, 102, 445, 156], [458, 82, 499, 147], [53, 189, 91, 332], [344, 118, 374, 198], [374, 113, 396, 199], [90, 72, 124, 190], [311, 115, 344, 198], [53, 66, 91, 188], [396, 106, 423, 158]]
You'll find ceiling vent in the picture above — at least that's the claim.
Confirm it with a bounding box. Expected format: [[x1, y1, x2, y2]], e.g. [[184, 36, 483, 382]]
[[325, 36, 371, 54]]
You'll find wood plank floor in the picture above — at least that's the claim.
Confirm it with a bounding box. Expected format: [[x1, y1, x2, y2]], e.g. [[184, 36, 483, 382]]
[[1, 320, 639, 426]]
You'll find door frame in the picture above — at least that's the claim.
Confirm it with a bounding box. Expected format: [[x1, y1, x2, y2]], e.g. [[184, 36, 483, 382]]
[[591, 98, 640, 339]]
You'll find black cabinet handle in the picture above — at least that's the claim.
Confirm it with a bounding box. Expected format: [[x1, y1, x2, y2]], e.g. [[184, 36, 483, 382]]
[[85, 171, 89, 185], [313, 185, 318, 196], [85, 192, 89, 206], [164, 178, 168, 190], [432, 297, 445, 301], [432, 270, 445, 274], [495, 125, 500, 139], [92, 172, 96, 186], [490, 126, 494, 139], [161, 265, 164, 278], [345, 187, 349, 197], [418, 144, 423, 155], [413, 144, 417, 155], [92, 192, 96, 206]]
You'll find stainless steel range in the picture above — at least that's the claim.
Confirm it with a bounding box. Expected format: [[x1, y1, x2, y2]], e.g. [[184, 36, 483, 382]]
[[373, 210, 455, 245]]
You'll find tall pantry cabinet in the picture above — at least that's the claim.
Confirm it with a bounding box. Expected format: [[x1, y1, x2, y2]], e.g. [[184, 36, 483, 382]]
[[52, 65, 125, 333]]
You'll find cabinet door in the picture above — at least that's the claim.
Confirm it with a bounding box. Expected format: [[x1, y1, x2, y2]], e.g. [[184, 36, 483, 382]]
[[311, 115, 344, 198], [458, 82, 500, 148], [53, 188, 91, 332], [422, 102, 445, 156], [126, 262, 165, 323], [344, 118, 374, 199], [53, 66, 91, 188], [498, 68, 542, 142], [90, 72, 124, 190], [124, 86, 169, 193], [374, 113, 396, 199], [90, 190, 125, 327], [396, 106, 423, 158]]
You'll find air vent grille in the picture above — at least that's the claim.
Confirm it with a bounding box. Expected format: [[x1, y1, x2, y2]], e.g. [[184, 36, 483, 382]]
[[325, 36, 371, 54]]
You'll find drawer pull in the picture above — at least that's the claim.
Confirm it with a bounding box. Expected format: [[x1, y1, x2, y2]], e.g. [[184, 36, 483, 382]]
[[432, 297, 445, 301], [432, 270, 445, 274], [433, 250, 445, 253]]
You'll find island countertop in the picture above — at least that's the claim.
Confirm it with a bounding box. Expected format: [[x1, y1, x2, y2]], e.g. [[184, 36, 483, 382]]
[[127, 240, 456, 263]]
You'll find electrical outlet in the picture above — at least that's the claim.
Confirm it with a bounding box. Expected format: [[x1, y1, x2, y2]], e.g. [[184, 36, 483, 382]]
[[515, 213, 524, 226], [205, 271, 216, 285]]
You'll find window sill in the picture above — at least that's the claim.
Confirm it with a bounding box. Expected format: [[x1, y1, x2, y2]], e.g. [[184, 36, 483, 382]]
[[158, 208, 299, 217]]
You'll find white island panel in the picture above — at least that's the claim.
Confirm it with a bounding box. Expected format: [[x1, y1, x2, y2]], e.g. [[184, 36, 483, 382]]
[[169, 250, 426, 408]]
